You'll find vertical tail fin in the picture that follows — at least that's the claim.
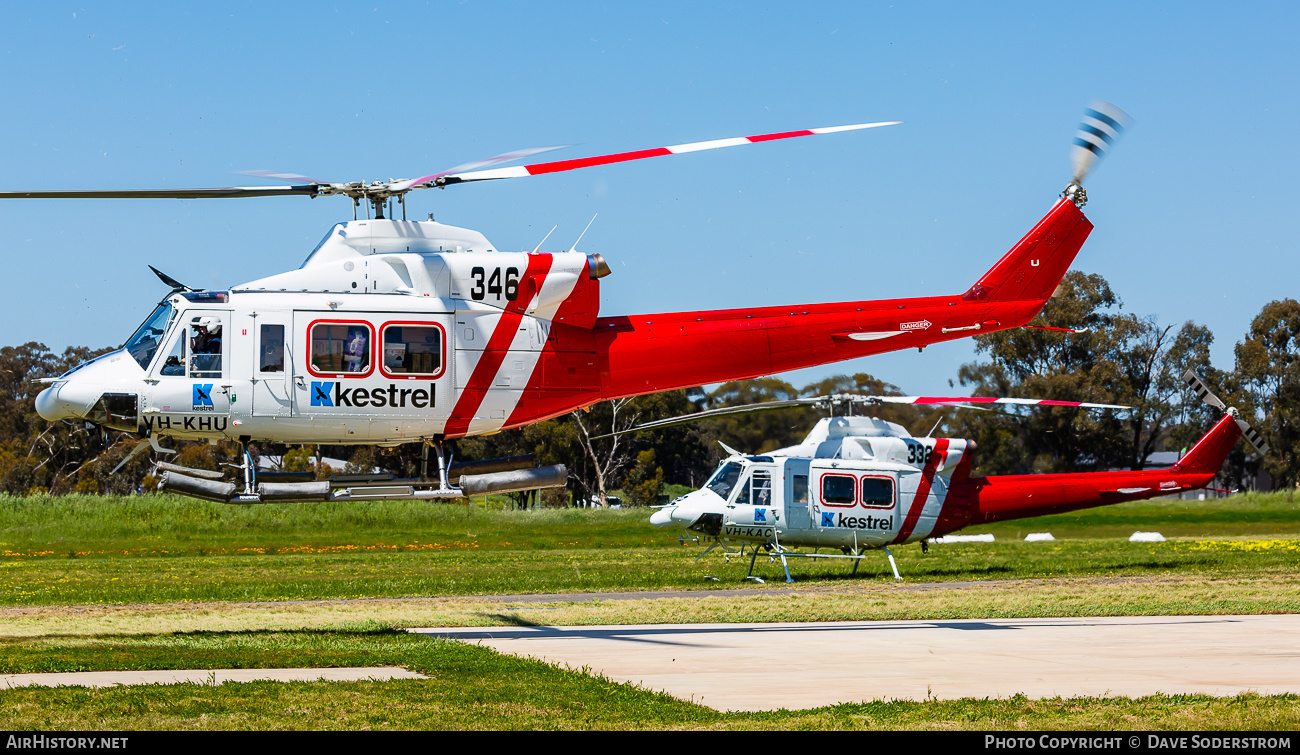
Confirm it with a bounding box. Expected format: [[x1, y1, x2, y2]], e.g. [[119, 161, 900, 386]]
[[1171, 413, 1242, 475], [961, 198, 1093, 305]]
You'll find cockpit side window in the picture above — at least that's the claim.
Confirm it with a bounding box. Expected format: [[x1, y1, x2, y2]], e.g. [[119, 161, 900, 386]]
[[159, 333, 186, 377], [705, 462, 743, 500], [733, 469, 772, 506], [124, 302, 176, 370]]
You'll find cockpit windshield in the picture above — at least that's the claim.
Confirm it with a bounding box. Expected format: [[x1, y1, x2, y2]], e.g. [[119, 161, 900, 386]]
[[123, 301, 176, 370], [705, 462, 743, 500]]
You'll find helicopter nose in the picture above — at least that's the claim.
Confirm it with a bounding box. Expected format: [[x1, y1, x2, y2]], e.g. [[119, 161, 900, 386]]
[[35, 382, 94, 422], [649, 506, 677, 528], [650, 501, 711, 529]]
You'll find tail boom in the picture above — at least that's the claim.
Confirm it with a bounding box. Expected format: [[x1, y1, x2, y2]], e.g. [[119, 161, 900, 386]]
[[597, 197, 1092, 400], [490, 197, 1092, 435], [930, 413, 1242, 537]]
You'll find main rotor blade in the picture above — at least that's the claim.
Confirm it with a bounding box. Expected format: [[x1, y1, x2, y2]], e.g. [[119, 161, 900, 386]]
[[0, 185, 320, 200], [391, 146, 571, 192], [439, 121, 902, 185], [595, 391, 1129, 440], [875, 396, 1131, 410], [592, 398, 823, 439]]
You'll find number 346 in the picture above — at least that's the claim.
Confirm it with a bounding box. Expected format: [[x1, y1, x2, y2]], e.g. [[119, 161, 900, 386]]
[[470, 267, 520, 301]]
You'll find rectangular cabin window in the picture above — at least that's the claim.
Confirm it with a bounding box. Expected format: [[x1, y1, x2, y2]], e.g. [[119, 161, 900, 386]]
[[861, 477, 894, 508], [820, 474, 856, 507], [792, 475, 808, 505], [381, 324, 444, 378], [310, 322, 373, 377], [259, 324, 285, 373], [188, 316, 223, 378]]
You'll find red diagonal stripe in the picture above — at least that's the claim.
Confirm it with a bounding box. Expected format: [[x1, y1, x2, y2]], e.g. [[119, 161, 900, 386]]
[[525, 148, 673, 175], [747, 129, 815, 142], [893, 438, 950, 544], [444, 255, 553, 438]]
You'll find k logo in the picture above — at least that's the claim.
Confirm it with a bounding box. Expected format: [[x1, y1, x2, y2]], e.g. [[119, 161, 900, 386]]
[[754, 508, 766, 523], [821, 512, 835, 527], [192, 384, 213, 408], [311, 381, 335, 407]]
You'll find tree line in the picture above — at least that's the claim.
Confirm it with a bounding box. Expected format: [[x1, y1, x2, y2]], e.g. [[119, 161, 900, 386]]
[[2, 272, 1295, 503]]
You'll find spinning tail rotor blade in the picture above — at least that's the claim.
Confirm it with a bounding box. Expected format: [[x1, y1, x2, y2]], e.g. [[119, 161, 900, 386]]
[[1070, 100, 1130, 186], [1181, 370, 1227, 412], [1236, 418, 1270, 457], [1182, 370, 1269, 456], [440, 121, 902, 185]]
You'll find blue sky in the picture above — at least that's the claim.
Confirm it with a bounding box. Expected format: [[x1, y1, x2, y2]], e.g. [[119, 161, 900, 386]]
[[2, 2, 1296, 396]]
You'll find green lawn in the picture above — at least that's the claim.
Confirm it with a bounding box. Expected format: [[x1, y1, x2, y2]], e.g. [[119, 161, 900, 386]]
[[0, 491, 1296, 729], [0, 492, 1296, 605]]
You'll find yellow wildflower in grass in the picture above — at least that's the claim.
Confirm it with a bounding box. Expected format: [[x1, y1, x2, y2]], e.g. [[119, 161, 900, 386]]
[[1191, 539, 1300, 552]]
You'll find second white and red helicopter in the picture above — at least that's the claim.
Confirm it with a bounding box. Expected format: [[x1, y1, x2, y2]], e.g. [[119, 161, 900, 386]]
[[6, 105, 1128, 504], [639, 372, 1268, 582]]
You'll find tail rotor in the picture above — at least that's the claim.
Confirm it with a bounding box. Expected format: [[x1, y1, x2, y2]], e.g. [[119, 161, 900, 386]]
[[1064, 100, 1130, 207], [1182, 370, 1269, 456]]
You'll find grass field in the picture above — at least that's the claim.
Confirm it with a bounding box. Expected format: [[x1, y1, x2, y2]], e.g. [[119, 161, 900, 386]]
[[1, 491, 1297, 730]]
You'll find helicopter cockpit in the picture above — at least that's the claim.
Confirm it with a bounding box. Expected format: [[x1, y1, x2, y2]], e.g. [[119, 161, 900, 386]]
[[124, 300, 177, 371]]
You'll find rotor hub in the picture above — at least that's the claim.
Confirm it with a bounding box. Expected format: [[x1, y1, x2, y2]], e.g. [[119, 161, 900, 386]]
[[1063, 182, 1087, 208]]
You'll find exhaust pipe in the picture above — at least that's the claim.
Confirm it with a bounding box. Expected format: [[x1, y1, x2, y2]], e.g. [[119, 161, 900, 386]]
[[447, 454, 538, 483], [155, 461, 224, 481], [257, 480, 333, 502], [158, 471, 236, 503], [459, 464, 568, 496]]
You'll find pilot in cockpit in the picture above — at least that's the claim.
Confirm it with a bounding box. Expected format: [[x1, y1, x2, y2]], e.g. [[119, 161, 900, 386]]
[[192, 318, 222, 354]]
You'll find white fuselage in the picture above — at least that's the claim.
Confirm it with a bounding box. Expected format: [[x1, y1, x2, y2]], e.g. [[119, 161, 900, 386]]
[[650, 417, 971, 549], [35, 219, 598, 444]]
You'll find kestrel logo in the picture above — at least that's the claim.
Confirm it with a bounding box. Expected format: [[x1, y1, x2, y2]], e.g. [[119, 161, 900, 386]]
[[311, 381, 335, 407], [192, 384, 214, 411], [821, 512, 835, 527], [309, 380, 435, 409], [754, 508, 766, 523]]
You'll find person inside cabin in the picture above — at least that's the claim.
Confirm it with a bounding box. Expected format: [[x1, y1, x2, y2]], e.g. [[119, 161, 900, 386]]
[[189, 317, 223, 376], [192, 318, 222, 354], [343, 329, 369, 372]]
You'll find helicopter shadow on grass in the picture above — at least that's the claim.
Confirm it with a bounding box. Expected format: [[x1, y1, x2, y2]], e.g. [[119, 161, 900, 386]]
[[741, 563, 1019, 583], [0, 627, 425, 675], [0, 625, 412, 643], [1094, 557, 1216, 572]]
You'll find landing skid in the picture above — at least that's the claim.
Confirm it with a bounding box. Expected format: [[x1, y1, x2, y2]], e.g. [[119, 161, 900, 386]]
[[711, 541, 904, 583], [154, 441, 567, 504]]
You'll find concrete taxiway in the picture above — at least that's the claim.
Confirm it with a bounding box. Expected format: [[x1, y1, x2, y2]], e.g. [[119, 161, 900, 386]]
[[412, 614, 1300, 711]]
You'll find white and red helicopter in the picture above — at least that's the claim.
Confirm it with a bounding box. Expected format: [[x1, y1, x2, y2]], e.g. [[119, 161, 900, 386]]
[[5, 105, 1126, 504], [641, 372, 1267, 582]]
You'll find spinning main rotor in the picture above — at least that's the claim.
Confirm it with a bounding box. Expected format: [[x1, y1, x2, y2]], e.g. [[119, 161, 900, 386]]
[[0, 121, 902, 220]]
